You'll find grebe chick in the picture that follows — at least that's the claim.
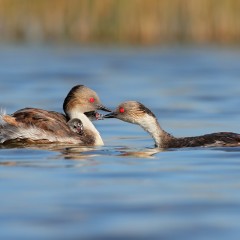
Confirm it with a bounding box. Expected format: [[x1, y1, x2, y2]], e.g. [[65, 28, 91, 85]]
[[104, 101, 240, 148], [0, 85, 111, 145], [67, 118, 84, 135], [66, 118, 95, 145]]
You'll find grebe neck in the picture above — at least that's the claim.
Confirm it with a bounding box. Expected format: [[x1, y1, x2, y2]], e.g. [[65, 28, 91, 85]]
[[139, 114, 170, 148], [68, 110, 104, 146]]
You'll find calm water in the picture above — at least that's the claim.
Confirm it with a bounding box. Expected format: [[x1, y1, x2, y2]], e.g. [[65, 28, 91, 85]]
[[1, 45, 240, 240]]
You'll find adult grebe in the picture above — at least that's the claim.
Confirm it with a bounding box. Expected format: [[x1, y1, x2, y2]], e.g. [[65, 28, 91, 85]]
[[0, 85, 111, 145], [104, 101, 240, 148]]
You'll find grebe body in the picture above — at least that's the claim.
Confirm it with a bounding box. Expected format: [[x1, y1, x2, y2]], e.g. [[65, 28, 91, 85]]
[[104, 101, 240, 148], [0, 85, 111, 145]]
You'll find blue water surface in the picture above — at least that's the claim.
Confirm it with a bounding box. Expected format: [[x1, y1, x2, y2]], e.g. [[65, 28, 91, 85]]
[[0, 45, 240, 240]]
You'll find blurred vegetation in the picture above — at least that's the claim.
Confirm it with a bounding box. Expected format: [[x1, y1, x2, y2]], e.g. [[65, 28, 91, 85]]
[[0, 0, 240, 44]]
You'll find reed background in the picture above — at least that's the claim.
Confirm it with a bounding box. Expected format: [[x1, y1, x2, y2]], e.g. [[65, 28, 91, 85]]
[[0, 0, 240, 45]]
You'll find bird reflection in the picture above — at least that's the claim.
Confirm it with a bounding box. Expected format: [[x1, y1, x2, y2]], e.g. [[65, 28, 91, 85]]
[[116, 147, 162, 158], [0, 140, 163, 165]]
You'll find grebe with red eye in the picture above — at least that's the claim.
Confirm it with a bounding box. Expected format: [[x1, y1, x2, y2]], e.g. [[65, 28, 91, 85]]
[[89, 98, 95, 103], [0, 85, 111, 145], [119, 107, 125, 113], [104, 101, 240, 148]]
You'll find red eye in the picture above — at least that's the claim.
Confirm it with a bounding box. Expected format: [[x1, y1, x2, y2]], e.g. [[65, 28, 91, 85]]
[[89, 98, 95, 103], [119, 107, 125, 113]]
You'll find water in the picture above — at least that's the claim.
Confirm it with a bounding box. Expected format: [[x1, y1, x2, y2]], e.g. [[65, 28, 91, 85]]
[[1, 45, 240, 240]]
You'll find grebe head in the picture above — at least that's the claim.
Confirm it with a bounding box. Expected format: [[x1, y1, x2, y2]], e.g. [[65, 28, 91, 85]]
[[67, 118, 84, 135], [63, 85, 111, 118], [104, 101, 166, 148], [104, 101, 156, 124]]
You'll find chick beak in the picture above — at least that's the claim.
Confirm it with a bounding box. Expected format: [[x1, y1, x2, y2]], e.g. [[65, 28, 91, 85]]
[[104, 112, 118, 118], [77, 125, 84, 135]]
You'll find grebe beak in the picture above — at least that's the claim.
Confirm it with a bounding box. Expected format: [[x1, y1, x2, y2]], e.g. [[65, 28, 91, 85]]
[[96, 104, 112, 112], [104, 112, 117, 118]]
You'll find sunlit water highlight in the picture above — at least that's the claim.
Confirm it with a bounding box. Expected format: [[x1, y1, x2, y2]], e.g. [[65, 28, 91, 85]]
[[0, 45, 240, 240]]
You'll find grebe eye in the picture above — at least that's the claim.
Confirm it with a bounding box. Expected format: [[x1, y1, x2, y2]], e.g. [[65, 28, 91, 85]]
[[89, 97, 95, 103], [119, 107, 125, 113]]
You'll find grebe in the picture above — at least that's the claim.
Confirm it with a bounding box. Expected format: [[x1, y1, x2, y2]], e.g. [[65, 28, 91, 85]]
[[0, 85, 111, 145], [104, 101, 240, 148], [67, 118, 84, 135], [66, 118, 96, 145]]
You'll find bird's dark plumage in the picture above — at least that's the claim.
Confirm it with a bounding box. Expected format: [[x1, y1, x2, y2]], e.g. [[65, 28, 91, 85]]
[[164, 132, 240, 148]]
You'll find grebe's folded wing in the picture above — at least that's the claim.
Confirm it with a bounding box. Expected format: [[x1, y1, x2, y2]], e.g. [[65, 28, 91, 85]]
[[11, 108, 73, 134], [169, 132, 240, 148]]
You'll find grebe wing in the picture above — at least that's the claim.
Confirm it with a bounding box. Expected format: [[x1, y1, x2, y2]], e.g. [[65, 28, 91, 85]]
[[11, 108, 72, 134], [170, 132, 240, 148]]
